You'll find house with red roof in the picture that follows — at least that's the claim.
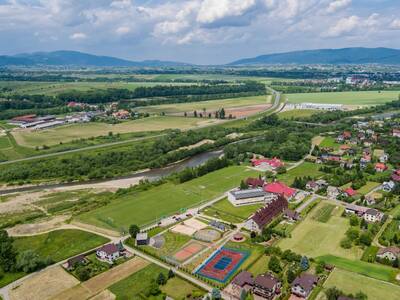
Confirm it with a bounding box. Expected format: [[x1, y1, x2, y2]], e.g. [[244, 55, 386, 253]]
[[343, 131, 352, 139], [375, 163, 388, 173], [251, 157, 284, 170], [264, 181, 296, 199], [344, 187, 357, 198], [392, 170, 400, 182]]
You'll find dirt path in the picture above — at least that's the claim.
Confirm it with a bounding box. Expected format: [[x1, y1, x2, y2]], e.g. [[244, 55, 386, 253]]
[[0, 190, 48, 214]]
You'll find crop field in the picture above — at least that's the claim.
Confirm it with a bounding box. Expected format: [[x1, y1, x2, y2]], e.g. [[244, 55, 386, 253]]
[[312, 203, 335, 223], [317, 255, 398, 283], [320, 268, 400, 300], [12, 116, 220, 147], [136, 95, 270, 115], [278, 109, 318, 119], [77, 166, 260, 230], [13, 229, 109, 262], [277, 162, 324, 185], [278, 201, 363, 260], [286, 90, 400, 106]]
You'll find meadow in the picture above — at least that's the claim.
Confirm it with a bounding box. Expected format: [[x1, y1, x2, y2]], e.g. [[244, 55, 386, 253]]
[[286, 90, 400, 106], [277, 162, 324, 185], [319, 136, 340, 150], [278, 201, 363, 260], [12, 116, 220, 148], [13, 229, 109, 262], [77, 166, 260, 230], [319, 268, 400, 300], [278, 109, 318, 119], [136, 95, 270, 115]]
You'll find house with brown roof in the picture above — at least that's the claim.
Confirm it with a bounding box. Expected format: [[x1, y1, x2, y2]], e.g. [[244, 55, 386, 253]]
[[253, 273, 281, 299], [291, 273, 318, 298], [246, 177, 265, 188], [244, 195, 288, 233], [376, 246, 400, 261], [283, 209, 300, 223], [96, 243, 120, 263], [364, 208, 384, 223], [66, 254, 87, 270]]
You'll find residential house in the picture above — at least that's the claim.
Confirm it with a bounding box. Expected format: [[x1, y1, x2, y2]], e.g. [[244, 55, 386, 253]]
[[376, 246, 400, 261], [253, 273, 281, 299], [283, 209, 300, 223], [112, 109, 130, 119], [244, 195, 288, 233], [306, 179, 327, 192], [382, 181, 395, 193], [391, 170, 400, 182], [343, 187, 357, 198], [246, 177, 265, 188], [96, 244, 120, 263], [264, 181, 297, 200], [392, 128, 400, 138], [345, 204, 368, 217], [66, 254, 87, 270], [364, 208, 384, 223], [230, 271, 254, 295], [327, 186, 341, 199], [291, 273, 318, 298], [365, 194, 376, 206], [375, 163, 388, 173], [136, 233, 149, 246], [379, 153, 389, 163]]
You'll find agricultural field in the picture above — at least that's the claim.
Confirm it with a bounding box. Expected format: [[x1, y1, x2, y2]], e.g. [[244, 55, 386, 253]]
[[202, 197, 262, 223], [319, 268, 400, 300], [136, 95, 271, 115], [13, 229, 109, 262], [312, 203, 335, 223], [12, 116, 220, 148], [278, 201, 363, 260], [277, 162, 324, 185], [77, 166, 260, 231], [278, 109, 318, 119], [286, 90, 400, 106]]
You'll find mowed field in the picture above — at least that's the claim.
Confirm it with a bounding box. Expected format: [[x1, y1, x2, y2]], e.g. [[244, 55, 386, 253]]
[[286, 90, 400, 106], [277, 201, 363, 260], [12, 116, 220, 147], [277, 162, 324, 185], [278, 109, 318, 119], [136, 95, 271, 115], [77, 166, 260, 230], [319, 268, 400, 300]]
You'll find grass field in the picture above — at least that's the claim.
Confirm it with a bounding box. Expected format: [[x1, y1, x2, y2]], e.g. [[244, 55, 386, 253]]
[[319, 137, 340, 150], [0, 136, 12, 150], [141, 231, 191, 257], [286, 90, 400, 106], [77, 166, 260, 230], [12, 116, 220, 147], [278, 109, 318, 119], [278, 201, 363, 260], [357, 181, 381, 195], [13, 229, 109, 262], [277, 162, 324, 185], [202, 197, 262, 223], [317, 255, 398, 283], [320, 268, 400, 300], [136, 95, 270, 115], [247, 255, 269, 276], [312, 203, 335, 223]]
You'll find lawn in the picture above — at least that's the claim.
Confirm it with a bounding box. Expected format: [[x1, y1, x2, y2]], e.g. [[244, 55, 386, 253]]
[[77, 166, 260, 230], [202, 197, 262, 223], [319, 137, 340, 150], [317, 255, 397, 282], [13, 229, 109, 262], [247, 255, 270, 276], [357, 181, 381, 195], [277, 202, 363, 260], [0, 136, 11, 149], [137, 95, 270, 115], [321, 268, 400, 300], [277, 162, 324, 185], [12, 116, 220, 147], [312, 203, 335, 223], [278, 109, 318, 119], [286, 90, 400, 106], [161, 277, 205, 299]]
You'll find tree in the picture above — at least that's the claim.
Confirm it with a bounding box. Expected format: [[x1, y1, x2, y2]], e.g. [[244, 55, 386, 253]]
[[129, 224, 140, 239], [168, 269, 175, 279], [240, 180, 249, 190], [359, 232, 372, 246], [350, 215, 360, 226], [315, 261, 325, 274], [211, 288, 221, 300], [76, 266, 91, 281], [0, 230, 17, 272], [148, 280, 161, 296], [219, 108, 225, 119], [268, 255, 282, 273], [194, 110, 198, 118], [300, 256, 309, 271], [157, 272, 167, 285], [325, 287, 342, 300], [286, 268, 297, 283], [276, 166, 287, 174]]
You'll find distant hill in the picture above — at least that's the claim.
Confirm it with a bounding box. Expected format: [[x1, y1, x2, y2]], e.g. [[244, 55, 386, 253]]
[[229, 47, 400, 65], [0, 50, 189, 67]]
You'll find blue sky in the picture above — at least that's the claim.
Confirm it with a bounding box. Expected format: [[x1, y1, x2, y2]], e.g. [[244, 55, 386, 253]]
[[1, 0, 399, 64]]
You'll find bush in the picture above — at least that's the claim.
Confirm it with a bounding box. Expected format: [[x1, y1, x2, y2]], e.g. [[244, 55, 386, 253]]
[[340, 238, 352, 249]]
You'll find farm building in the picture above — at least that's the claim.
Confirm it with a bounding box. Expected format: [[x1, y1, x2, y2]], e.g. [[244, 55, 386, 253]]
[[345, 204, 368, 216], [291, 273, 318, 298], [244, 195, 288, 233]]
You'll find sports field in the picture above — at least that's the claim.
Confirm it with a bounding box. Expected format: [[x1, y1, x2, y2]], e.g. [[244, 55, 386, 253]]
[[77, 166, 260, 230], [137, 95, 270, 115], [278, 201, 363, 260], [320, 268, 400, 300], [12, 116, 220, 147], [286, 90, 400, 106], [13, 229, 109, 262]]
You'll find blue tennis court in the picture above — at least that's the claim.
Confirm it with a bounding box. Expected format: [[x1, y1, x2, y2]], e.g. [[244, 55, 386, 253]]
[[214, 257, 232, 270]]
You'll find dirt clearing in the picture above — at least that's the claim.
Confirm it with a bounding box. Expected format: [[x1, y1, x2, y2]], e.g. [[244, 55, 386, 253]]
[[10, 266, 79, 300]]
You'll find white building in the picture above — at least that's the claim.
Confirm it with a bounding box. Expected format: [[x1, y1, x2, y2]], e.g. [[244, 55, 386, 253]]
[[364, 208, 384, 223], [289, 102, 344, 111], [376, 247, 400, 261], [96, 244, 120, 263]]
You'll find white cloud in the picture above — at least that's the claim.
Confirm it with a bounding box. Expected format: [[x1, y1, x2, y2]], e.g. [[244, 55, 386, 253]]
[[323, 14, 380, 37], [69, 32, 87, 40], [115, 26, 131, 35], [390, 19, 400, 30], [327, 0, 351, 14]]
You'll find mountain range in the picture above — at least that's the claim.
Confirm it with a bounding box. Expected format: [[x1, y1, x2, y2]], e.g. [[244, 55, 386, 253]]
[[1, 48, 400, 67]]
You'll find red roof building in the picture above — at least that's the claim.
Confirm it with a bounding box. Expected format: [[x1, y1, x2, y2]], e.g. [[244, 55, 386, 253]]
[[344, 187, 357, 197], [375, 163, 388, 172], [11, 114, 37, 123], [251, 157, 284, 169], [246, 177, 265, 188], [264, 181, 296, 199], [340, 145, 351, 151], [392, 170, 400, 182], [343, 131, 352, 139]]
